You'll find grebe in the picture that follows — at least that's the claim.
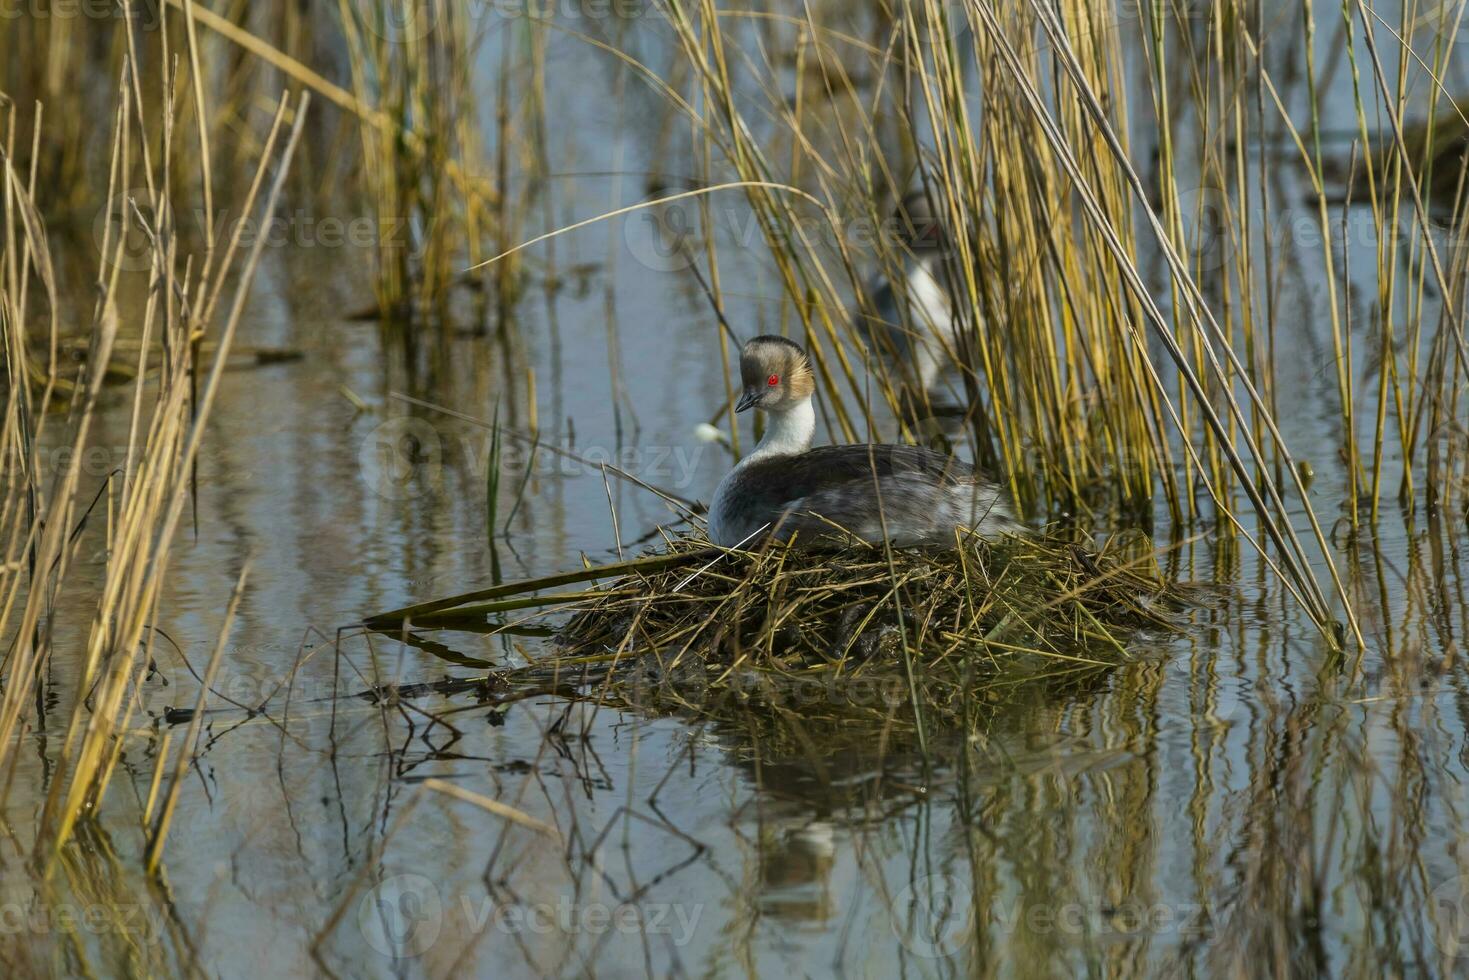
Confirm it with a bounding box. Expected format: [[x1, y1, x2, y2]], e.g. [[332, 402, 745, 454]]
[[858, 189, 965, 393], [706, 336, 1020, 549]]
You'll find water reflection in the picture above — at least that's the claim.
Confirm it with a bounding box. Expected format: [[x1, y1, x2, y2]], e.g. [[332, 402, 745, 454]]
[[6, 1, 1469, 977]]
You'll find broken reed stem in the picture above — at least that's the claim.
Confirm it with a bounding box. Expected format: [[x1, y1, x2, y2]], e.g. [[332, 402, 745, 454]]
[[422, 777, 559, 837], [146, 564, 250, 874], [366, 547, 715, 626]]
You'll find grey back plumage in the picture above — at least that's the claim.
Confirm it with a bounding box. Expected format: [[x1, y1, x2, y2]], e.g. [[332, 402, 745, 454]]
[[711, 445, 1018, 548]]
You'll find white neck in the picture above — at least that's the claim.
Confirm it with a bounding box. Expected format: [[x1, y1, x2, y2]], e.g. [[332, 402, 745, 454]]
[[914, 249, 945, 277], [743, 398, 815, 464]]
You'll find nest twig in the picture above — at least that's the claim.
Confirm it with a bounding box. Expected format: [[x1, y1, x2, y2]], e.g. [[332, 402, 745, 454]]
[[367, 530, 1190, 733]]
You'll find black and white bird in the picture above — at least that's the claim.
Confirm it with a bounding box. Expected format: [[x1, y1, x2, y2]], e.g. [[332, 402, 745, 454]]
[[857, 189, 965, 394], [706, 336, 1020, 549]]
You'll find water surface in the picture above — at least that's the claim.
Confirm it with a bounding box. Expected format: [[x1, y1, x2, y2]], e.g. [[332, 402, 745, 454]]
[[8, 4, 1469, 978]]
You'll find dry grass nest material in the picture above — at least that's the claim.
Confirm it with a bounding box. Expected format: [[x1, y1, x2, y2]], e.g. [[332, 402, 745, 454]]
[[553, 531, 1187, 673]]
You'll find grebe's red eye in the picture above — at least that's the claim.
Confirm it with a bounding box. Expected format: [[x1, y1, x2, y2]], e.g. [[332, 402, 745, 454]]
[[767, 374, 779, 387]]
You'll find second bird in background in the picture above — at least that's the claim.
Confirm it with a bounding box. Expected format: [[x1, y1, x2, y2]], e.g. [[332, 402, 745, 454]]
[[855, 188, 971, 398]]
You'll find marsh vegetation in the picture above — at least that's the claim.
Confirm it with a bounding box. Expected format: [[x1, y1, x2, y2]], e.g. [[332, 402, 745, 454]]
[[4, 0, 1469, 976]]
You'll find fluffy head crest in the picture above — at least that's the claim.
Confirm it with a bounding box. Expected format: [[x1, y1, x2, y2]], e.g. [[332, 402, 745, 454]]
[[737, 336, 815, 411]]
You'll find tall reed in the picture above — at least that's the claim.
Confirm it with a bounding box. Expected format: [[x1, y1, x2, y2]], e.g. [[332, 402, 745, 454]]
[[3, 0, 505, 325], [0, 35, 307, 876], [605, 0, 1469, 642]]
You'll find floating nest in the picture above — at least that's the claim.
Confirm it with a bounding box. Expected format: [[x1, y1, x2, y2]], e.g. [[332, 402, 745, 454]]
[[556, 531, 1180, 669], [366, 530, 1189, 725]]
